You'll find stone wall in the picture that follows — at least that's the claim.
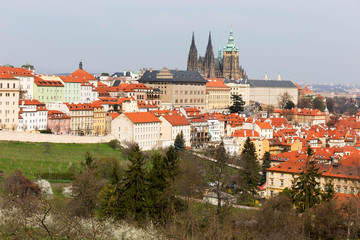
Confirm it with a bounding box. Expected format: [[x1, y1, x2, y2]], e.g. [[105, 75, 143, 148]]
[[0, 131, 116, 144]]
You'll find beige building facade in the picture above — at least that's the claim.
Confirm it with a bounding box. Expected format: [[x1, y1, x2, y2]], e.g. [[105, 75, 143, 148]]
[[138, 68, 207, 112], [0, 73, 19, 130]]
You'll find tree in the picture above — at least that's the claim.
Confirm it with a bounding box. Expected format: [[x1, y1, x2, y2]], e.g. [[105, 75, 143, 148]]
[[284, 100, 295, 110], [290, 160, 322, 213], [147, 147, 180, 222], [69, 169, 105, 217], [174, 131, 185, 152], [229, 94, 245, 113], [239, 137, 261, 196], [113, 104, 119, 112], [326, 97, 335, 113], [100, 144, 148, 221], [208, 141, 230, 214], [3, 170, 40, 199], [312, 96, 325, 111], [260, 151, 271, 186], [321, 180, 334, 202], [297, 96, 312, 109], [278, 92, 292, 109]]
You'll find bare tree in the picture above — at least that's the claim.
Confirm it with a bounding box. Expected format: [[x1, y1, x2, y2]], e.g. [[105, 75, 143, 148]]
[[278, 92, 292, 109]]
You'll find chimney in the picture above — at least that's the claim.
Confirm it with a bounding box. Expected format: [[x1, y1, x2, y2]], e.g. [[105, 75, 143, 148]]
[[149, 68, 153, 72]]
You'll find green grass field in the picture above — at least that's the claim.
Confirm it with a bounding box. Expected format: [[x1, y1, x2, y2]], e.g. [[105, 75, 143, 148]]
[[0, 141, 125, 179]]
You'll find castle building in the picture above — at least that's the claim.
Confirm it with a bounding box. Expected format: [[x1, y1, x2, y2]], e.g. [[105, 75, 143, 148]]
[[187, 28, 246, 80]]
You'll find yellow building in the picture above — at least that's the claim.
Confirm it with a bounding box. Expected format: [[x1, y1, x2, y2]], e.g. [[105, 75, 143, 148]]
[[93, 104, 106, 136], [206, 79, 231, 111], [238, 137, 270, 160]]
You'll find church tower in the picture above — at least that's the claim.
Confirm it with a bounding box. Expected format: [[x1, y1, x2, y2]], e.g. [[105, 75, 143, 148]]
[[204, 32, 215, 78], [222, 27, 245, 79], [187, 32, 198, 71]]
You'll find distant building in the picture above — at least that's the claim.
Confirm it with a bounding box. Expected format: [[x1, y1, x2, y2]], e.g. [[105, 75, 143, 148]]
[[206, 79, 231, 111], [47, 110, 70, 135], [187, 28, 246, 80], [18, 99, 48, 132], [138, 67, 208, 112], [159, 113, 191, 148], [244, 79, 299, 107]]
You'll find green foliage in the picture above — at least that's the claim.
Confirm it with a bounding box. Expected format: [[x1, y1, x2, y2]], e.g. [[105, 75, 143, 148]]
[[106, 139, 122, 150], [174, 131, 185, 152], [229, 94, 245, 113], [284, 100, 295, 110], [239, 137, 261, 196], [312, 96, 326, 111], [290, 161, 322, 212], [85, 152, 94, 169], [260, 151, 271, 185], [100, 144, 181, 223]]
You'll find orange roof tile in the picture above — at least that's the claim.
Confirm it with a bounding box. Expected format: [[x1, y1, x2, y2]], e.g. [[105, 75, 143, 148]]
[[162, 114, 190, 126], [124, 112, 161, 124]]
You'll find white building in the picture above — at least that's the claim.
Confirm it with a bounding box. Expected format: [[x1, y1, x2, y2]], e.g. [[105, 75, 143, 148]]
[[0, 67, 34, 99], [111, 112, 161, 150], [224, 79, 250, 106], [0, 72, 19, 130], [18, 99, 48, 131], [207, 117, 221, 142], [159, 114, 191, 148], [254, 121, 273, 139]]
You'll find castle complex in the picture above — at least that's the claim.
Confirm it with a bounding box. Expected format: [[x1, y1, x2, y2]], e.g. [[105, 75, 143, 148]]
[[187, 28, 247, 80]]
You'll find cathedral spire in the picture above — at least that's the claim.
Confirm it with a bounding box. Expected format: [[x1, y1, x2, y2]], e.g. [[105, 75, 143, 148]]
[[187, 32, 198, 71], [204, 31, 215, 78], [224, 26, 238, 52]]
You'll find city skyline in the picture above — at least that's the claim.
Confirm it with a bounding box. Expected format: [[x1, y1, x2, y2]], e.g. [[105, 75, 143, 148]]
[[1, 0, 359, 83]]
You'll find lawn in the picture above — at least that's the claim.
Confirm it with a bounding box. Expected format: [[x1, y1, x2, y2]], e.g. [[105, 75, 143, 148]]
[[0, 141, 126, 179]]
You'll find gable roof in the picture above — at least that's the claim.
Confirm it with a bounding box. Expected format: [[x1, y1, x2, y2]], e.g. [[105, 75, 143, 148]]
[[124, 112, 161, 124], [162, 114, 190, 126]]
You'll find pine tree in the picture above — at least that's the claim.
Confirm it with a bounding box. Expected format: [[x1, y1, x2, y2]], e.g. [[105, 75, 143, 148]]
[[123, 144, 148, 221], [174, 131, 185, 152], [290, 161, 322, 213], [100, 144, 148, 221], [229, 94, 245, 113], [261, 151, 271, 185], [239, 137, 261, 196], [163, 145, 180, 179]]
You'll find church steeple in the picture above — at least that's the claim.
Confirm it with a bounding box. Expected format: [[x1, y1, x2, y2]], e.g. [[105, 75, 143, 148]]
[[79, 60, 83, 70], [187, 32, 198, 71], [224, 26, 238, 52], [218, 41, 222, 60], [204, 31, 215, 78]]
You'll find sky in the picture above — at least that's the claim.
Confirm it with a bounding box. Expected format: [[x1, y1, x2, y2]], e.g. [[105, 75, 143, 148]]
[[0, 0, 359, 83]]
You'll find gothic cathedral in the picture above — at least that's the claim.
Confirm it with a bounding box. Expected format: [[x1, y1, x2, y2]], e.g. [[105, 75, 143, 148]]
[[187, 28, 246, 80]]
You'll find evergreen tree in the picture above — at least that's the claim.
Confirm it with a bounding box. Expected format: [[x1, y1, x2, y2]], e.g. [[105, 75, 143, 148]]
[[147, 146, 180, 222], [174, 131, 185, 152], [100, 144, 148, 221], [290, 161, 322, 213], [260, 151, 271, 185], [123, 144, 148, 221], [239, 137, 261, 196], [229, 94, 245, 113]]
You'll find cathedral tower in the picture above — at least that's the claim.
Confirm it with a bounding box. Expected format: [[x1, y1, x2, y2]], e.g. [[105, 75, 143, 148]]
[[204, 32, 215, 78], [222, 27, 245, 79], [187, 32, 198, 71]]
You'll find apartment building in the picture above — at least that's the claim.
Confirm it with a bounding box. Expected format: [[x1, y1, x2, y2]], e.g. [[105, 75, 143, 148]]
[[33, 76, 64, 103], [0, 67, 34, 99], [18, 99, 48, 131], [206, 79, 231, 111], [111, 112, 161, 150], [47, 110, 70, 135], [159, 113, 191, 147], [0, 73, 19, 130], [66, 103, 94, 135], [93, 104, 106, 136]]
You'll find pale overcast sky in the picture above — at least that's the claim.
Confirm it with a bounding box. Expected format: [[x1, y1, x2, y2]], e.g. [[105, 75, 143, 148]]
[[0, 0, 359, 83]]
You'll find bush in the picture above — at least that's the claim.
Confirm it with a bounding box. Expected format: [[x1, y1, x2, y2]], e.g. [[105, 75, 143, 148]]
[[35, 172, 75, 180], [3, 170, 40, 198], [106, 139, 122, 150]]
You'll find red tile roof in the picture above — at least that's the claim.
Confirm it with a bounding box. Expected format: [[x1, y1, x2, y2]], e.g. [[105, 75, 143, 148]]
[[34, 76, 64, 87], [124, 112, 161, 124], [162, 114, 190, 126], [70, 68, 97, 80]]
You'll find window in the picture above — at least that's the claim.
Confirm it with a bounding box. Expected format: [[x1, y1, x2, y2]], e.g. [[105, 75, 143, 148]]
[[280, 180, 284, 187], [270, 179, 274, 185]]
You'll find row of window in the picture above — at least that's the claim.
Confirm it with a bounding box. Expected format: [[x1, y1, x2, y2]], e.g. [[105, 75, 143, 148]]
[[175, 98, 204, 104], [0, 83, 17, 89]]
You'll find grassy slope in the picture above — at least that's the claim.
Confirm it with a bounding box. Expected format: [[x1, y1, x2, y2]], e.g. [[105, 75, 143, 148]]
[[0, 141, 125, 179]]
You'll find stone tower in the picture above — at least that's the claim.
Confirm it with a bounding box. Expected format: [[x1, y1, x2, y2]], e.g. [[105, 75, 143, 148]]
[[204, 32, 215, 78], [187, 32, 198, 71], [222, 27, 245, 79]]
